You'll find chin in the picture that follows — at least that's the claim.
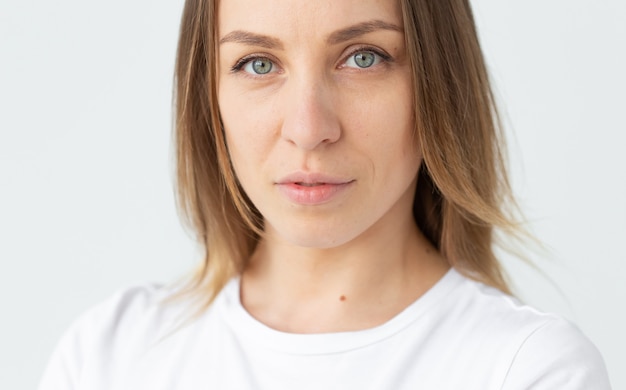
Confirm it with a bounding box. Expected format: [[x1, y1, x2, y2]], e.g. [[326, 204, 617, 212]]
[[268, 219, 361, 249]]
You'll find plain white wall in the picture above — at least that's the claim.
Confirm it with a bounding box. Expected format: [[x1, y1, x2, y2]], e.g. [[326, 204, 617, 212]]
[[0, 0, 624, 389], [473, 2, 626, 389]]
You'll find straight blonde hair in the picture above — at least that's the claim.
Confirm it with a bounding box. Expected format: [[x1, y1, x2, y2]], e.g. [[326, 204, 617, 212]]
[[173, 0, 520, 310]]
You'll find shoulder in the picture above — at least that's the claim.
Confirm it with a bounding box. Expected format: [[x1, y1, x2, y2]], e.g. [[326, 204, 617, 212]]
[[447, 272, 611, 389], [501, 315, 611, 389], [72, 283, 182, 348], [441, 271, 562, 344], [38, 283, 191, 389]]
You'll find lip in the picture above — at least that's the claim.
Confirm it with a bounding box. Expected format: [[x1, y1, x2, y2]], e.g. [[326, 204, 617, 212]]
[[275, 173, 354, 205]]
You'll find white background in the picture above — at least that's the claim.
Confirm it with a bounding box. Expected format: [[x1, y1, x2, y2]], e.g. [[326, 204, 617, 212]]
[[0, 0, 624, 388]]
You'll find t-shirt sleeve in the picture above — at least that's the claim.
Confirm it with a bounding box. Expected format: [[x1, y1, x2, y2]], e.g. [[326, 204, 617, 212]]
[[501, 317, 612, 389], [37, 306, 96, 390], [37, 284, 168, 390]]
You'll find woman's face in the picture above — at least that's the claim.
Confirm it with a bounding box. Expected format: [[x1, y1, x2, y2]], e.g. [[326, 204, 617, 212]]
[[218, 0, 421, 248]]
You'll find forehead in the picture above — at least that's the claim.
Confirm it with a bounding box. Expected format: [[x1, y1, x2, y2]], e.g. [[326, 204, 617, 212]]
[[217, 0, 403, 39]]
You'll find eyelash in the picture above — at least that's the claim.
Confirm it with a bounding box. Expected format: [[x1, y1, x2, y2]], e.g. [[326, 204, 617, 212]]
[[230, 46, 393, 75], [230, 55, 276, 74], [341, 46, 393, 68]]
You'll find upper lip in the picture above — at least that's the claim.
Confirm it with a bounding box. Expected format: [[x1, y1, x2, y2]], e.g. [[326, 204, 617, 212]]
[[276, 172, 354, 185]]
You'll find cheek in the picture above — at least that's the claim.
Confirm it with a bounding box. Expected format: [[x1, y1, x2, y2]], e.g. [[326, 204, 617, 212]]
[[344, 81, 419, 172], [219, 88, 277, 171]]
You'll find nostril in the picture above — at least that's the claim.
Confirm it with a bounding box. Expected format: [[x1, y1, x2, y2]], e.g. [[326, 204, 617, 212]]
[[280, 111, 341, 150]]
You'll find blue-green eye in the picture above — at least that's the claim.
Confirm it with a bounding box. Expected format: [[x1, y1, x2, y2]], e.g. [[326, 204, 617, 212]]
[[345, 51, 381, 69], [243, 58, 274, 74]]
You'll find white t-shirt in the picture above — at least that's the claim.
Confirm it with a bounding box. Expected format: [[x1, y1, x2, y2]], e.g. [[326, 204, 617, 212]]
[[38, 269, 611, 389]]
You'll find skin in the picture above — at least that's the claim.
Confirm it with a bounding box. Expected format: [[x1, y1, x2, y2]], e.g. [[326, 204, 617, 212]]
[[218, 0, 449, 333]]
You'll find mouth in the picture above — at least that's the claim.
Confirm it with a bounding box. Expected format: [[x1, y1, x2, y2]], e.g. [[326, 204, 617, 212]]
[[295, 182, 326, 187], [277, 172, 353, 186], [276, 176, 355, 205]]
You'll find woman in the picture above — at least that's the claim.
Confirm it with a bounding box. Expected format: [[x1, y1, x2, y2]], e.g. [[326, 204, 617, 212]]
[[39, 0, 611, 388]]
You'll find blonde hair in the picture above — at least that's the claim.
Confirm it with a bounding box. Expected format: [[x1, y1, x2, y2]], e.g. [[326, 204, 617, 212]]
[[173, 0, 519, 309]]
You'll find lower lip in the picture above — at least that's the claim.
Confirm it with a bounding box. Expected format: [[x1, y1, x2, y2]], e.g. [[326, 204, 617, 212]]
[[276, 182, 353, 205]]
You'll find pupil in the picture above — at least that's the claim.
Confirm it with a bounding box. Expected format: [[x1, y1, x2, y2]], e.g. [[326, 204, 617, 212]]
[[253, 59, 272, 74], [355, 52, 375, 68]]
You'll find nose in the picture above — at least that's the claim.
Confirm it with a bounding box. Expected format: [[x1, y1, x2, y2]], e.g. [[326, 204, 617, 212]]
[[280, 77, 341, 150]]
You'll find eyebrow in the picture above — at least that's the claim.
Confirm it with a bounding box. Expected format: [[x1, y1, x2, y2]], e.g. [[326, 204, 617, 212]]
[[219, 30, 284, 49], [326, 20, 403, 45], [219, 19, 403, 49]]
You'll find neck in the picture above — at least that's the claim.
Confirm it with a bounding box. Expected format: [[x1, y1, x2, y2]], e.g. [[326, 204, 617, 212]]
[[240, 209, 449, 333]]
